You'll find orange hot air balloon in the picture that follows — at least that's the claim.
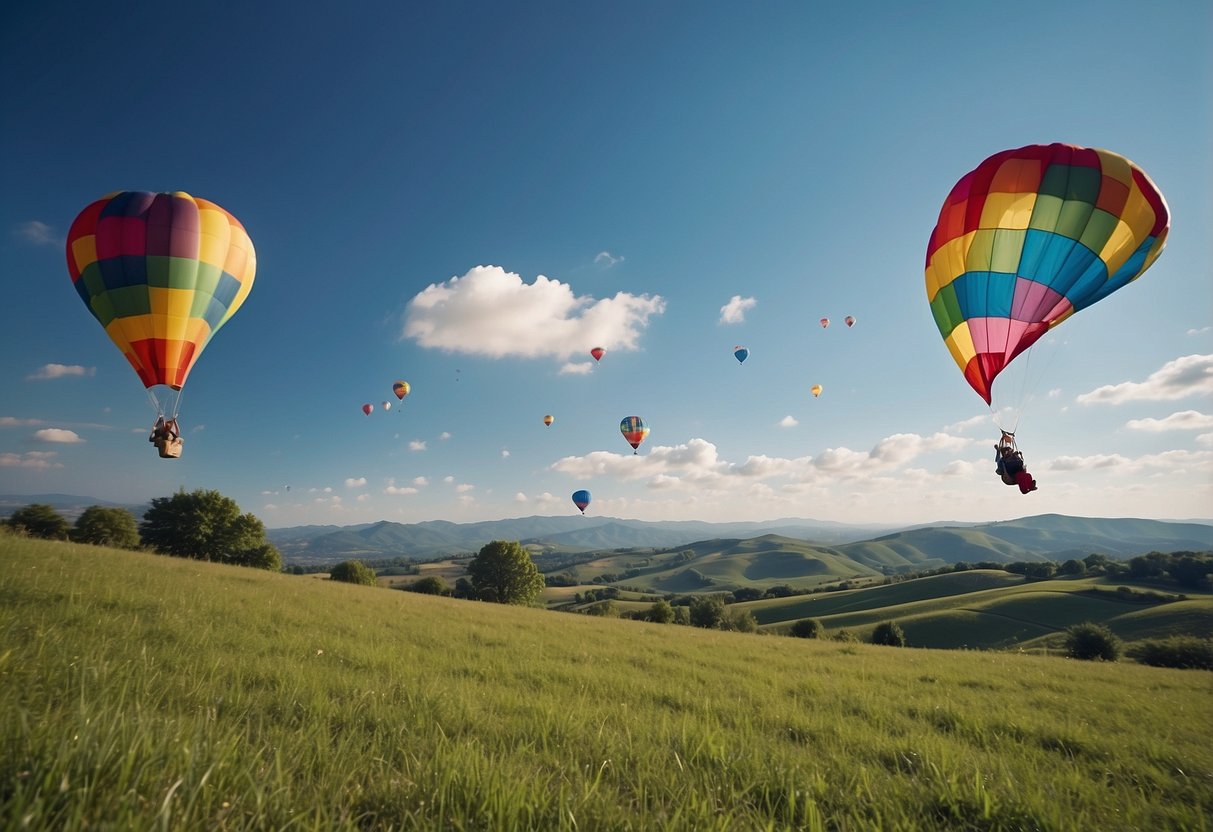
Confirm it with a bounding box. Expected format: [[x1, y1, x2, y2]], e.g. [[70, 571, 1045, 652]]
[[543, 414, 554, 427], [393, 381, 410, 400], [590, 347, 605, 362], [810, 384, 823, 398]]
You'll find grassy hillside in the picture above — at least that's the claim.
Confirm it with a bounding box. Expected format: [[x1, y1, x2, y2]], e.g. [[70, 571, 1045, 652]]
[[751, 572, 1213, 650], [2, 534, 1211, 831]]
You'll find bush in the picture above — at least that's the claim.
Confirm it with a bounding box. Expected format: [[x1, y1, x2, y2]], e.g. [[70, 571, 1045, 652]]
[[1065, 621, 1121, 661], [71, 506, 141, 548], [871, 621, 907, 647], [789, 618, 824, 639], [408, 576, 448, 595], [5, 504, 70, 540], [1129, 636, 1213, 670], [725, 609, 759, 633], [329, 560, 377, 586], [646, 599, 675, 624], [689, 595, 727, 629]]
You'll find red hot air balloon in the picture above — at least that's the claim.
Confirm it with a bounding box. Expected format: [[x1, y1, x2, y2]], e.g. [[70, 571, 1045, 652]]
[[590, 347, 605, 362], [362, 404, 373, 416], [819, 318, 830, 329], [845, 316, 856, 327]]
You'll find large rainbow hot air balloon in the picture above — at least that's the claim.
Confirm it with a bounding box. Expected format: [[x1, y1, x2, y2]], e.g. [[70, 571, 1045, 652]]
[[66, 191, 256, 420], [926, 144, 1168, 407], [619, 416, 649, 454]]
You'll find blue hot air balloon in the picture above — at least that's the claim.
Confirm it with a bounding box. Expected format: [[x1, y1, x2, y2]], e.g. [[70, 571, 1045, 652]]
[[571, 489, 591, 514]]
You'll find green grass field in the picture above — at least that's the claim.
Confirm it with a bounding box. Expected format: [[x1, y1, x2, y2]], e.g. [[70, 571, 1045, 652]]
[[3, 534, 1211, 830]]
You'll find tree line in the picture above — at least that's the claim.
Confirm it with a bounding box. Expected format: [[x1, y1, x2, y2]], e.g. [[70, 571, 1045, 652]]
[[3, 490, 282, 570]]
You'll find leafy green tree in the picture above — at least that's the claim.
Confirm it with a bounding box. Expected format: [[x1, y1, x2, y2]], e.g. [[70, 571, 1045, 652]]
[[139, 489, 281, 569], [689, 594, 726, 629], [1167, 554, 1212, 590], [1058, 558, 1085, 576], [672, 606, 691, 625], [726, 609, 759, 633], [789, 618, 824, 639], [584, 600, 619, 617], [329, 560, 377, 586], [72, 506, 140, 549], [5, 504, 70, 540], [1082, 553, 1110, 573], [1065, 621, 1121, 661], [1129, 636, 1213, 670], [646, 599, 675, 623], [1128, 552, 1170, 580], [467, 540, 545, 605], [871, 621, 907, 647], [408, 575, 448, 595]]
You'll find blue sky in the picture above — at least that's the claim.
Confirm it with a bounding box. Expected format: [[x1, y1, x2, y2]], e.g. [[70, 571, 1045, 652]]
[[2, 1, 1210, 527]]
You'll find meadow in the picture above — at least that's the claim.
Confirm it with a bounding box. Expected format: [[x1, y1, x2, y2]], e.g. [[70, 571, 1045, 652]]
[[2, 534, 1211, 830]]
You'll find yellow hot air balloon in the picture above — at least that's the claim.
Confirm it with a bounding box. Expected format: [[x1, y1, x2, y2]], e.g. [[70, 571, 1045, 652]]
[[811, 384, 823, 398], [543, 414, 554, 427]]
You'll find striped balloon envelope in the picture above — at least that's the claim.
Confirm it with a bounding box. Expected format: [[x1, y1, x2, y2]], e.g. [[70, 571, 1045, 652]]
[[925, 144, 1168, 405], [66, 191, 256, 413]]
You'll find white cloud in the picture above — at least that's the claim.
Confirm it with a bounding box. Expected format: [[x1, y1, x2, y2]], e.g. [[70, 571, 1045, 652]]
[[27, 364, 95, 380], [1045, 449, 1213, 473], [32, 428, 83, 444], [1126, 411, 1213, 432], [943, 414, 990, 433], [1197, 433, 1213, 448], [514, 492, 528, 502], [15, 221, 56, 245], [456, 483, 475, 493], [0, 451, 62, 469], [1188, 326, 1211, 336], [384, 484, 418, 496], [778, 415, 799, 428], [412, 476, 429, 487], [356, 494, 369, 502], [443, 476, 455, 484], [191, 424, 205, 433], [344, 477, 367, 488], [1077, 355, 1213, 404], [1047, 388, 1062, 398], [559, 361, 594, 375], [0, 417, 43, 427], [719, 295, 756, 325], [501, 449, 510, 458], [594, 251, 624, 267], [409, 440, 427, 451], [439, 432, 451, 440], [402, 266, 665, 359]]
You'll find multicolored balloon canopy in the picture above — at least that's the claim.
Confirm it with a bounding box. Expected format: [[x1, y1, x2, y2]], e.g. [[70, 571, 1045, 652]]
[[620, 416, 649, 453], [393, 380, 410, 400], [926, 143, 1169, 405], [543, 414, 554, 427], [66, 191, 255, 415], [819, 318, 830, 328], [571, 489, 591, 514]]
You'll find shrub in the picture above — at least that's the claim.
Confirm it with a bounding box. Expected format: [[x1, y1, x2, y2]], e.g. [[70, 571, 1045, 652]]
[[725, 609, 759, 633], [408, 576, 448, 595], [646, 599, 675, 624], [5, 504, 70, 540], [789, 618, 824, 639], [72, 506, 140, 548], [871, 621, 907, 647], [329, 560, 377, 586], [1065, 621, 1121, 661], [1129, 636, 1213, 670], [689, 595, 727, 629]]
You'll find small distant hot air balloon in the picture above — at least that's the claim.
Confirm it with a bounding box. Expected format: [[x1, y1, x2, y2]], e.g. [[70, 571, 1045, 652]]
[[590, 347, 605, 362], [733, 346, 749, 364], [362, 403, 373, 415], [393, 381, 410, 400], [845, 316, 856, 327], [572, 489, 592, 514], [543, 414, 554, 427], [620, 416, 649, 454], [819, 318, 830, 329], [382, 401, 392, 412], [811, 384, 823, 398]]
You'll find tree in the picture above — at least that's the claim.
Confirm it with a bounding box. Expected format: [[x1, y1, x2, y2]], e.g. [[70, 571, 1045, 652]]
[[5, 504, 70, 540], [466, 540, 545, 605], [139, 489, 281, 569], [1065, 621, 1121, 661], [672, 606, 691, 625], [330, 560, 377, 586], [725, 609, 759, 633], [789, 618, 824, 639], [689, 594, 726, 629], [408, 576, 448, 595], [1083, 553, 1111, 574], [72, 506, 140, 549], [646, 599, 675, 624], [1058, 558, 1085, 576], [871, 621, 907, 647], [1167, 554, 1213, 590]]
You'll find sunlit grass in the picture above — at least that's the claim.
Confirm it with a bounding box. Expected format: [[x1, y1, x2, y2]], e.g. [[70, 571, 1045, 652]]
[[2, 533, 1211, 830]]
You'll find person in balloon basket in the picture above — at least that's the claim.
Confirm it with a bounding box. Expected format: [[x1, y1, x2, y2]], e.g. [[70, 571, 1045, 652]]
[[149, 417, 183, 459], [995, 433, 1036, 494]]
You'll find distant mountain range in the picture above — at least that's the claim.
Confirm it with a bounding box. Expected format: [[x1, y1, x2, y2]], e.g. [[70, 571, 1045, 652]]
[[3, 494, 1209, 567]]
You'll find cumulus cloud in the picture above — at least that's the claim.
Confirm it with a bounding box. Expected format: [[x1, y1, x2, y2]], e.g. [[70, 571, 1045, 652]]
[[594, 251, 624, 267], [718, 295, 756, 325], [357, 493, 369, 502], [344, 477, 367, 488], [1077, 355, 1213, 404], [409, 440, 427, 451], [32, 428, 83, 444], [1197, 433, 1213, 448], [1045, 448, 1213, 473], [501, 449, 510, 458], [455, 483, 475, 493], [943, 414, 991, 433], [439, 432, 451, 440], [15, 221, 56, 245], [443, 476, 455, 484], [384, 482, 419, 496], [514, 492, 528, 502], [402, 266, 665, 359], [27, 364, 95, 380], [1, 417, 43, 427], [1126, 411, 1213, 432], [779, 415, 799, 428], [412, 476, 429, 487], [559, 362, 594, 375], [0, 450, 62, 469], [1188, 326, 1211, 336]]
